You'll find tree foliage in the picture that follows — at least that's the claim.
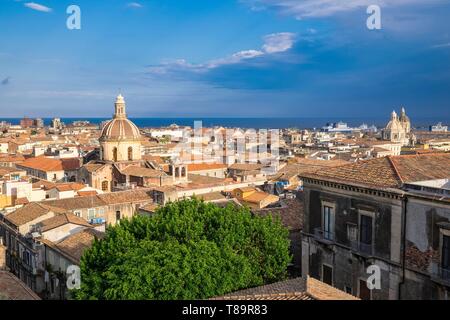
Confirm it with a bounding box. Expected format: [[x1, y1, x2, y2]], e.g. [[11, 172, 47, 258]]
[[73, 198, 291, 300]]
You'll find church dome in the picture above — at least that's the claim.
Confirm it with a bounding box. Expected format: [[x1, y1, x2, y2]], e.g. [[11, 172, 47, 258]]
[[100, 95, 141, 142], [399, 107, 410, 124], [385, 110, 402, 131]]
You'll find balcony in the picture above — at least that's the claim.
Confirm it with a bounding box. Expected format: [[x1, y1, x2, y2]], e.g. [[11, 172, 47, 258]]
[[439, 267, 450, 280], [432, 266, 450, 286], [113, 182, 138, 191], [350, 240, 374, 256], [313, 228, 335, 244]]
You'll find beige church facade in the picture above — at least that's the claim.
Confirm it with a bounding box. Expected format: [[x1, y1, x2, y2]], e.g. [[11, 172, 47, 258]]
[[78, 95, 187, 192], [382, 107, 412, 146], [99, 94, 143, 162]]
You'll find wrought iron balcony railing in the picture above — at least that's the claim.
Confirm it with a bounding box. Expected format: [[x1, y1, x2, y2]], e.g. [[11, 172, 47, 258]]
[[314, 227, 335, 242], [350, 240, 374, 256]]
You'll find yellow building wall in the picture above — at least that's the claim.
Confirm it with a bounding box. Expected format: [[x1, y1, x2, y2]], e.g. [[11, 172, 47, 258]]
[[0, 195, 12, 209]]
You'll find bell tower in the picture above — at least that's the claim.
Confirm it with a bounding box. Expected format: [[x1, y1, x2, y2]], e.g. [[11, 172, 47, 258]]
[[114, 94, 127, 119]]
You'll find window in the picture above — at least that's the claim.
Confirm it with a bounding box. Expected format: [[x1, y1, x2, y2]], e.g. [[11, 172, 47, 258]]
[[128, 147, 133, 161], [322, 205, 334, 240], [359, 214, 374, 254], [359, 279, 371, 300], [116, 211, 121, 222], [74, 210, 81, 218], [113, 147, 118, 162], [22, 250, 30, 266], [347, 223, 358, 242], [442, 235, 450, 272], [360, 215, 373, 245], [181, 167, 186, 177], [101, 181, 109, 191], [322, 264, 333, 286], [88, 209, 96, 220]]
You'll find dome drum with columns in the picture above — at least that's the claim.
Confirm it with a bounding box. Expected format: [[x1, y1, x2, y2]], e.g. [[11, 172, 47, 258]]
[[100, 95, 142, 162]]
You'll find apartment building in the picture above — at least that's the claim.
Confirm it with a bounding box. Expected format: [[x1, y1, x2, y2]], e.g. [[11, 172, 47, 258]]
[[300, 153, 450, 300]]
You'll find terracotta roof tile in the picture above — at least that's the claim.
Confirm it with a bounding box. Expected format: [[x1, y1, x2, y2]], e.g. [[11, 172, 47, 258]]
[[97, 189, 153, 205], [301, 153, 450, 189], [121, 165, 167, 178], [253, 196, 304, 231], [18, 156, 80, 172], [53, 229, 104, 263], [187, 163, 227, 172], [213, 276, 359, 300], [0, 271, 40, 300], [5, 202, 65, 227], [38, 213, 92, 232], [229, 163, 263, 171], [301, 156, 403, 188], [390, 153, 450, 183]]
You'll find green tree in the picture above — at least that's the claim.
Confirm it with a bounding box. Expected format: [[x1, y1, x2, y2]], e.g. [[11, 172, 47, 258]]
[[73, 198, 291, 300]]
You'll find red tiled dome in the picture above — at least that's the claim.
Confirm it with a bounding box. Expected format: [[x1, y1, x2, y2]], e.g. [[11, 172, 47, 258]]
[[99, 94, 142, 141], [100, 118, 141, 141]]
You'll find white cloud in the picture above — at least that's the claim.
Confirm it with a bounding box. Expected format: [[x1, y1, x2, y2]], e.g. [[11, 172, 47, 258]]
[[208, 50, 265, 68], [262, 32, 296, 53], [432, 42, 450, 49], [24, 2, 52, 12], [127, 2, 143, 9], [147, 32, 297, 75], [242, 0, 444, 18]]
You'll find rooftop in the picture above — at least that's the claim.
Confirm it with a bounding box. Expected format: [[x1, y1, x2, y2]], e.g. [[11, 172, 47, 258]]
[[0, 271, 41, 300], [120, 165, 167, 178], [38, 213, 92, 232], [252, 196, 304, 231], [47, 229, 104, 264], [301, 153, 450, 189], [18, 156, 80, 172], [229, 163, 263, 171], [213, 276, 359, 300], [187, 163, 227, 171]]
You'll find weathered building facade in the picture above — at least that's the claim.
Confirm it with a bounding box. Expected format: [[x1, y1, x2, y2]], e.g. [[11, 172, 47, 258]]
[[300, 154, 450, 300]]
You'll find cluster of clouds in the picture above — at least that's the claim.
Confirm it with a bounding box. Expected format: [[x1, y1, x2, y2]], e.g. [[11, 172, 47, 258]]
[[18, 1, 144, 12], [148, 32, 297, 75], [23, 2, 52, 12], [242, 0, 445, 18]]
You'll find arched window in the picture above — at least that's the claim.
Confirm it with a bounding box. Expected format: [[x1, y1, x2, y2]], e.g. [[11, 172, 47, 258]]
[[113, 147, 118, 162], [175, 167, 180, 178], [181, 167, 186, 177], [128, 147, 133, 161], [102, 181, 109, 191]]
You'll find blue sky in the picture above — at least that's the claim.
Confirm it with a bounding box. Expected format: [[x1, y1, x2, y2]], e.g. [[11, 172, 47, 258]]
[[0, 0, 449, 119]]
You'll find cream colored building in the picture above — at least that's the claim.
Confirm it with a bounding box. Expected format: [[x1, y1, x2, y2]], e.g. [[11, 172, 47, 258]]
[[382, 108, 411, 146], [99, 94, 142, 162]]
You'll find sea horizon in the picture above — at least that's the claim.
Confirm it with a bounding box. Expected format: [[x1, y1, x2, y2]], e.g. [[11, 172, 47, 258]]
[[0, 116, 448, 130]]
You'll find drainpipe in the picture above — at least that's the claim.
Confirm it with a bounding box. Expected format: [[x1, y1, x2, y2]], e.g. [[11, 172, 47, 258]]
[[398, 195, 408, 300]]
